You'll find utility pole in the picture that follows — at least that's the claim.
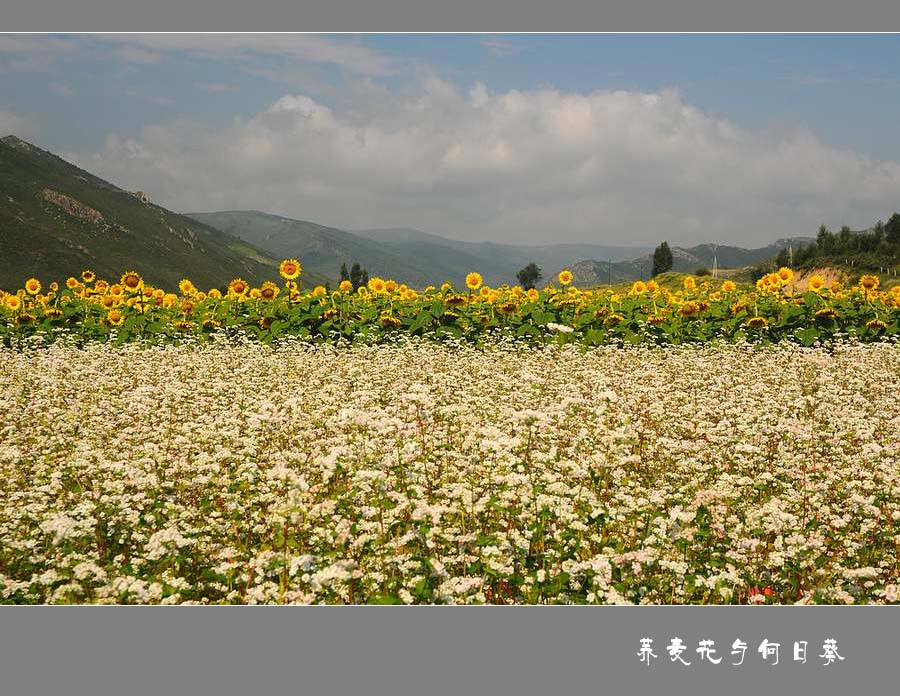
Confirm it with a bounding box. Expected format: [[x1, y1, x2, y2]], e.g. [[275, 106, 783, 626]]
[[607, 259, 611, 286]]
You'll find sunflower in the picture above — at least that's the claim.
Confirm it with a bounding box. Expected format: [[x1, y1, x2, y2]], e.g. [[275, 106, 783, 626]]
[[558, 269, 574, 286], [179, 279, 196, 296], [385, 279, 398, 294], [866, 318, 887, 330], [465, 272, 483, 290], [646, 280, 659, 293], [815, 307, 838, 321], [859, 274, 880, 291], [526, 288, 540, 302], [43, 307, 63, 319], [777, 267, 794, 284], [4, 294, 22, 311], [107, 308, 125, 326], [323, 307, 338, 320], [683, 276, 697, 291], [721, 280, 736, 293], [806, 274, 826, 292], [679, 301, 701, 318], [498, 301, 518, 316], [81, 270, 96, 284], [260, 282, 280, 301], [629, 280, 647, 295], [479, 286, 491, 298], [100, 295, 118, 310], [339, 279, 353, 292], [162, 294, 178, 309], [312, 285, 327, 297], [446, 294, 468, 308], [24, 278, 41, 295], [368, 277, 387, 294], [66, 277, 80, 290], [279, 259, 302, 280], [228, 278, 249, 298], [603, 313, 625, 326], [120, 271, 144, 293], [380, 313, 401, 328], [208, 288, 223, 300], [746, 316, 769, 329]]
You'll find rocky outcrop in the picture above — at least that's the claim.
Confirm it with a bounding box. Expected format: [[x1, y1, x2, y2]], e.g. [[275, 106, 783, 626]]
[[42, 188, 104, 224]]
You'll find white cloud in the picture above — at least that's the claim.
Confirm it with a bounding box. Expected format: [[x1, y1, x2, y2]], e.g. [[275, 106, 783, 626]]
[[68, 81, 900, 246]]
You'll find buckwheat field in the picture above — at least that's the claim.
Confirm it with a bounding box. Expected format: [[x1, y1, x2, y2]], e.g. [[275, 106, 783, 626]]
[[2, 338, 897, 604]]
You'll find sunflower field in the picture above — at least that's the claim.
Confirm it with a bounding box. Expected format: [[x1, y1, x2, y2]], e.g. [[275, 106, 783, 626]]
[[1, 261, 898, 347]]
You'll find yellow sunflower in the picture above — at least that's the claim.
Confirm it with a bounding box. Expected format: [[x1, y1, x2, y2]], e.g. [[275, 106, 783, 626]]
[[721, 280, 736, 293], [777, 267, 794, 284], [81, 270, 96, 284], [260, 282, 280, 301], [228, 278, 249, 298], [746, 316, 769, 329], [120, 271, 144, 293], [630, 280, 647, 295], [339, 279, 353, 292], [806, 274, 826, 292], [558, 269, 574, 286], [106, 308, 125, 326], [465, 272, 483, 290], [859, 274, 880, 291], [279, 259, 302, 280], [5, 294, 22, 311], [24, 278, 41, 295]]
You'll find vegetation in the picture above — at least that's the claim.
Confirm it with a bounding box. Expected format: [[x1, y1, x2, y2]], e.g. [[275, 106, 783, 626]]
[[652, 241, 674, 276], [2, 339, 896, 604], [751, 216, 900, 284], [516, 262, 542, 290], [2, 262, 897, 348]]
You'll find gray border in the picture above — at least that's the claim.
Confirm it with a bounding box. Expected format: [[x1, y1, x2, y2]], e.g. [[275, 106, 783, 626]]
[[0, 606, 896, 695], [2, 1, 900, 31]]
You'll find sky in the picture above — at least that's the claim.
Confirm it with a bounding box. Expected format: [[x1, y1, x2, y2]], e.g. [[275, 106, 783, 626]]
[[3, 33, 900, 247]]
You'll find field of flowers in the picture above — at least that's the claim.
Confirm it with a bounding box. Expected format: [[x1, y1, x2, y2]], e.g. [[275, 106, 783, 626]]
[[1, 261, 898, 347], [1, 338, 897, 604]]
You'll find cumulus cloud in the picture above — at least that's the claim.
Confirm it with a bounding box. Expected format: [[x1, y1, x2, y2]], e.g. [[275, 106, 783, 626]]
[[68, 80, 900, 246]]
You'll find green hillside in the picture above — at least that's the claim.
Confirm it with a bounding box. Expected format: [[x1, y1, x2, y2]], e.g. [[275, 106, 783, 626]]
[[0, 135, 314, 292], [188, 210, 479, 287]]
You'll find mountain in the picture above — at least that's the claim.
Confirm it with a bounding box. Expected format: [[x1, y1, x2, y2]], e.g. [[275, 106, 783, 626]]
[[187, 212, 653, 287], [567, 238, 815, 286], [186, 211, 448, 287], [0, 135, 316, 292], [356, 227, 651, 284]]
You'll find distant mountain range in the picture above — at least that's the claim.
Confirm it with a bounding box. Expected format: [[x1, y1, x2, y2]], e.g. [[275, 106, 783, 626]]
[[186, 212, 651, 287], [1, 135, 818, 291], [568, 238, 815, 286]]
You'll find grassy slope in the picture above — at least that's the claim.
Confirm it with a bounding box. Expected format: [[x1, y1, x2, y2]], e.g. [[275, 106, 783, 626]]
[[0, 136, 320, 292]]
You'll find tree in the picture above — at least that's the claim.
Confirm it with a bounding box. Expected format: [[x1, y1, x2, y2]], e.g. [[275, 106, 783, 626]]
[[695, 266, 711, 277], [360, 269, 369, 288], [886, 213, 900, 245], [340, 263, 349, 283], [652, 241, 673, 277], [774, 247, 790, 269], [516, 262, 542, 289], [349, 263, 362, 289]]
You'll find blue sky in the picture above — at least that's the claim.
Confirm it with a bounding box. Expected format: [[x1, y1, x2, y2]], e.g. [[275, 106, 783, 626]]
[[2, 34, 900, 245]]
